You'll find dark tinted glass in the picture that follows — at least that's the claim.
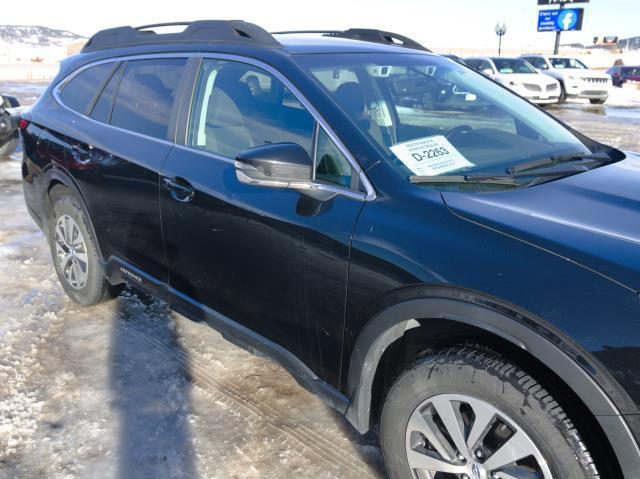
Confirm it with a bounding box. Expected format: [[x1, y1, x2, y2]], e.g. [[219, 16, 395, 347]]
[[90, 63, 123, 123], [60, 63, 113, 114], [111, 58, 186, 140], [187, 59, 314, 159]]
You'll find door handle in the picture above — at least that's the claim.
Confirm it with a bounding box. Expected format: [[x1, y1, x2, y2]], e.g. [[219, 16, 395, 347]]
[[71, 144, 92, 164], [162, 177, 195, 203]]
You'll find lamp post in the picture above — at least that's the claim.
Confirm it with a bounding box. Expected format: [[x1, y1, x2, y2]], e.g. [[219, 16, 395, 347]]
[[495, 22, 507, 56]]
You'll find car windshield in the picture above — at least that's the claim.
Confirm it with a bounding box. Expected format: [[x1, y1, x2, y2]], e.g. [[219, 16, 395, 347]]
[[623, 67, 640, 75], [294, 53, 594, 183], [551, 57, 588, 69], [491, 58, 536, 74]]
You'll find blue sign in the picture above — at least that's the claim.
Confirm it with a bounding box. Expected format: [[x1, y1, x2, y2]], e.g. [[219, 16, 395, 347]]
[[537, 8, 584, 32]]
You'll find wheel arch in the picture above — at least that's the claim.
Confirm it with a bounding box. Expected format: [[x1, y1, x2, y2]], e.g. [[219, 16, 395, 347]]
[[42, 168, 104, 263], [344, 284, 640, 477]]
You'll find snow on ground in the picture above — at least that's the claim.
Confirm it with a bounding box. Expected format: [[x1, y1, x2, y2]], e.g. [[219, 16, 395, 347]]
[[0, 82, 639, 479], [606, 84, 640, 108], [0, 149, 383, 477]]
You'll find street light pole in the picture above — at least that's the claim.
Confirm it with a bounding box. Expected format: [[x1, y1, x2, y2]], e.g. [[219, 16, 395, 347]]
[[495, 22, 507, 56]]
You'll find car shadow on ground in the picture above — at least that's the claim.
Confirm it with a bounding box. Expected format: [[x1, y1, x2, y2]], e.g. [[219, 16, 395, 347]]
[[109, 288, 198, 479]]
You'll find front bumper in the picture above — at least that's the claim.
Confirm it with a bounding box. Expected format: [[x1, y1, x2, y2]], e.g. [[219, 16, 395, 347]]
[[565, 80, 611, 99], [527, 95, 560, 105], [513, 87, 560, 104]]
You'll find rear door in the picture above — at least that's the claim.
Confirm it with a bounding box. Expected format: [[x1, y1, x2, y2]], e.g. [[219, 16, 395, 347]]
[[66, 57, 188, 281], [160, 57, 366, 385]]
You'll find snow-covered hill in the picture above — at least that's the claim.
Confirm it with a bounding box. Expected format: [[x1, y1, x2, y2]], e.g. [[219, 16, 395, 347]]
[[0, 25, 85, 62]]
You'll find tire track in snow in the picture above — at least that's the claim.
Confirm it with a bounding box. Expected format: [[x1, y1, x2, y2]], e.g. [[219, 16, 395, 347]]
[[115, 316, 375, 477]]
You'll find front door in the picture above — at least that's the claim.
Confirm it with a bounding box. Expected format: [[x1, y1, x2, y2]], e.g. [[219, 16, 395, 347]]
[[160, 58, 364, 385]]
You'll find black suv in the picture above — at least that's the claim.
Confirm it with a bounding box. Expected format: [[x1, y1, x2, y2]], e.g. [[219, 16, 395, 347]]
[[21, 20, 640, 478]]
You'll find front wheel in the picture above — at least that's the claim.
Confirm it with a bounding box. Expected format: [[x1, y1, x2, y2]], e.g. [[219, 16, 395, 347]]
[[380, 347, 599, 479], [589, 98, 606, 105], [557, 84, 567, 104]]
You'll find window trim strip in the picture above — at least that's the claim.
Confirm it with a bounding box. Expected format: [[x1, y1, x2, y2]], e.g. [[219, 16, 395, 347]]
[[52, 51, 376, 201]]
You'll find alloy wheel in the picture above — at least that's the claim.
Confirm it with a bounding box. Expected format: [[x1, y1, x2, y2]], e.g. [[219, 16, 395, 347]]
[[405, 393, 552, 479], [54, 214, 89, 290]]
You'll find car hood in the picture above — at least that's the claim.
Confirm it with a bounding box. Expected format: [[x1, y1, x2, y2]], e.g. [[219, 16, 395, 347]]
[[442, 152, 640, 291]]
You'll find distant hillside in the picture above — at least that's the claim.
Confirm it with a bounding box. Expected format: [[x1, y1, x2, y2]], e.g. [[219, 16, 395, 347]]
[[0, 25, 83, 47], [0, 25, 86, 63]]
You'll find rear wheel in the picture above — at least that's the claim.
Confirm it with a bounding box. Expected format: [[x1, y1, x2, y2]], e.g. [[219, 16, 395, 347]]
[[589, 99, 606, 105], [380, 347, 598, 479], [48, 188, 120, 305]]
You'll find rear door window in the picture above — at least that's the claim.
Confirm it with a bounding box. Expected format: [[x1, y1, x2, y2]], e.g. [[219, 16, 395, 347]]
[[60, 63, 114, 114], [90, 63, 124, 123], [111, 58, 187, 140]]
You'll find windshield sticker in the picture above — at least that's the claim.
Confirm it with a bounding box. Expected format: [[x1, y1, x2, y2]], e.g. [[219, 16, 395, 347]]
[[390, 135, 475, 176]]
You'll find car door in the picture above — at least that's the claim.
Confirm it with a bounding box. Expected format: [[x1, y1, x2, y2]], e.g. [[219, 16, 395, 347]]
[[160, 57, 366, 385], [67, 57, 188, 282]]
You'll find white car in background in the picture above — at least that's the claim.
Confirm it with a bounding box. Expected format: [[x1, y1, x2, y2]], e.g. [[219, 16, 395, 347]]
[[520, 54, 611, 104], [465, 57, 561, 105]]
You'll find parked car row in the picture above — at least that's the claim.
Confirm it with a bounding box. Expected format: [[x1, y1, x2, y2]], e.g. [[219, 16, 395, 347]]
[[459, 54, 612, 105]]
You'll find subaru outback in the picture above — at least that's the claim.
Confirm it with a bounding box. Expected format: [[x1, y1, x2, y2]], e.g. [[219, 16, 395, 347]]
[[21, 20, 640, 478]]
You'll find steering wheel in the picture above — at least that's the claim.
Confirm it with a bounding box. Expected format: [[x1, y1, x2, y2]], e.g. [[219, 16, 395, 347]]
[[445, 124, 473, 140]]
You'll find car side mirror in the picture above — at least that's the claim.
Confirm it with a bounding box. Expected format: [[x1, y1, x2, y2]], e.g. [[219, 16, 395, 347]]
[[482, 68, 494, 76], [235, 142, 313, 188]]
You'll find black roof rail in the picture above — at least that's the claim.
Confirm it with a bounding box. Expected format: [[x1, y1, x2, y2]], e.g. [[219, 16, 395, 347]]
[[81, 20, 281, 53], [272, 28, 430, 52]]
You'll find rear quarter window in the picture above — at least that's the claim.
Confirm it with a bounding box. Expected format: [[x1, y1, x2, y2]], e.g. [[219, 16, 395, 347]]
[[59, 63, 114, 114]]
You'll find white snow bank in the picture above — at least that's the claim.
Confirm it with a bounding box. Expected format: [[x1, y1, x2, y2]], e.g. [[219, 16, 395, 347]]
[[606, 84, 640, 108]]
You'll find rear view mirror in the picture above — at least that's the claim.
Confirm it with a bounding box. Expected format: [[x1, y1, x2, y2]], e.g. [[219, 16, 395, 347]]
[[391, 77, 427, 97], [235, 142, 312, 188]]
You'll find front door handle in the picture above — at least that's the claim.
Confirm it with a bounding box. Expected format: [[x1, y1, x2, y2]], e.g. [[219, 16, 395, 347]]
[[162, 177, 195, 203]]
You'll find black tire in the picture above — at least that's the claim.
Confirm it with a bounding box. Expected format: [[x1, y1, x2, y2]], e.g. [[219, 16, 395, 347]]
[[558, 84, 567, 104], [589, 99, 606, 105], [0, 137, 18, 158], [48, 187, 120, 306], [381, 346, 598, 479]]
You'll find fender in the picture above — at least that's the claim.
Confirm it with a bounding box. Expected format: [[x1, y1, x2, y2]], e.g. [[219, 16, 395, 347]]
[[40, 166, 105, 263], [344, 287, 640, 476]]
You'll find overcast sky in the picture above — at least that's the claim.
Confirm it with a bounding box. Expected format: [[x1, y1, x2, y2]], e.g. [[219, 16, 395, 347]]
[[3, 0, 638, 49]]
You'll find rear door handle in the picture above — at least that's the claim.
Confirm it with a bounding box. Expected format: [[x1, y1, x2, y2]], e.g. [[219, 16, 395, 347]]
[[162, 177, 195, 203], [71, 144, 92, 164]]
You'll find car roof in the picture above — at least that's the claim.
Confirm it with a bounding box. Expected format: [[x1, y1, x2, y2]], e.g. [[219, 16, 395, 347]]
[[275, 35, 429, 55]]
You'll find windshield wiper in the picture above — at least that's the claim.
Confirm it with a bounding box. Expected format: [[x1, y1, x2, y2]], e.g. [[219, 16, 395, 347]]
[[410, 152, 616, 188], [409, 175, 519, 186], [506, 152, 612, 174]]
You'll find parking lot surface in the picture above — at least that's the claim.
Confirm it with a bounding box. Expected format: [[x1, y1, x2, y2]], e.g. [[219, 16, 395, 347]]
[[1, 81, 639, 478]]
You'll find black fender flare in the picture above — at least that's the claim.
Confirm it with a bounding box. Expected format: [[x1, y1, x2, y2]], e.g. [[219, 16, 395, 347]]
[[41, 166, 104, 262], [344, 287, 640, 476]]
